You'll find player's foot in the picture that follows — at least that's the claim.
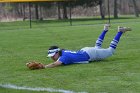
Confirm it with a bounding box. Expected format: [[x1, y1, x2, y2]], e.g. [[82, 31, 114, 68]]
[[118, 26, 132, 33], [104, 24, 110, 31]]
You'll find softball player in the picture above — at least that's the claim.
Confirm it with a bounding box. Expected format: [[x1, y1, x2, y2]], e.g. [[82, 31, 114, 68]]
[[45, 24, 131, 68]]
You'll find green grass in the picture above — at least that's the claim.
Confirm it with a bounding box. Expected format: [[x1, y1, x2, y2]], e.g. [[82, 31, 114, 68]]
[[0, 17, 140, 93]]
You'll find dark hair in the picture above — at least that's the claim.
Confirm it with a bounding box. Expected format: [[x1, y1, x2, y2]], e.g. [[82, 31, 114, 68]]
[[48, 45, 65, 56], [58, 49, 64, 56], [48, 46, 59, 50]]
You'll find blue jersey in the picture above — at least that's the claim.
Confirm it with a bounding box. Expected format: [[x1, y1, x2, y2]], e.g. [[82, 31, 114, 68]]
[[57, 50, 90, 65]]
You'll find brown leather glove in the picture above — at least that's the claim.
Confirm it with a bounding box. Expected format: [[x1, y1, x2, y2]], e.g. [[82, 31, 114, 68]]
[[26, 61, 45, 70]]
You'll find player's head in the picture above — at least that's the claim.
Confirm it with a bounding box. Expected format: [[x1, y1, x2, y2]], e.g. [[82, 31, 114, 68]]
[[47, 46, 61, 61]]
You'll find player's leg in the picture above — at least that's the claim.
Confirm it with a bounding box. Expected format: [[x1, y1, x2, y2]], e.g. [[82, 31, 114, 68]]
[[91, 26, 131, 61], [95, 24, 110, 48], [109, 26, 132, 50]]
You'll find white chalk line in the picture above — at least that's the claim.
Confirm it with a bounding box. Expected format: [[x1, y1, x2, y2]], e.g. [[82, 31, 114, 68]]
[[0, 84, 87, 93]]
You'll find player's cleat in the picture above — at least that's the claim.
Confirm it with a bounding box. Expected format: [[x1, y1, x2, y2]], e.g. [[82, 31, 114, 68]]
[[104, 24, 110, 31], [118, 26, 132, 33]]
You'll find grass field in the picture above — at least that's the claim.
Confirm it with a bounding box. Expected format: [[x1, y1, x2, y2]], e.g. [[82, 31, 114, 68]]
[[0, 17, 140, 93]]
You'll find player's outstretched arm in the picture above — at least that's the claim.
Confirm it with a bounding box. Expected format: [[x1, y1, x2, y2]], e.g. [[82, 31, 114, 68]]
[[45, 61, 62, 68]]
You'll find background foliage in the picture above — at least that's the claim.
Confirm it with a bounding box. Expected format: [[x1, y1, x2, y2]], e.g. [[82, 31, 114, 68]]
[[0, 0, 139, 22]]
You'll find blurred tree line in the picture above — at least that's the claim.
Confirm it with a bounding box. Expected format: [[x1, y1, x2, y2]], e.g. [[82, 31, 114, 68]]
[[0, 0, 139, 21]]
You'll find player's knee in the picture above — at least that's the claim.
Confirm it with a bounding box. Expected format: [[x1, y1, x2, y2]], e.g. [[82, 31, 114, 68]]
[[108, 47, 115, 54]]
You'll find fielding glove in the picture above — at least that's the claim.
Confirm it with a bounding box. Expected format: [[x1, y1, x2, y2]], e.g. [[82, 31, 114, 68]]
[[26, 61, 45, 70]]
